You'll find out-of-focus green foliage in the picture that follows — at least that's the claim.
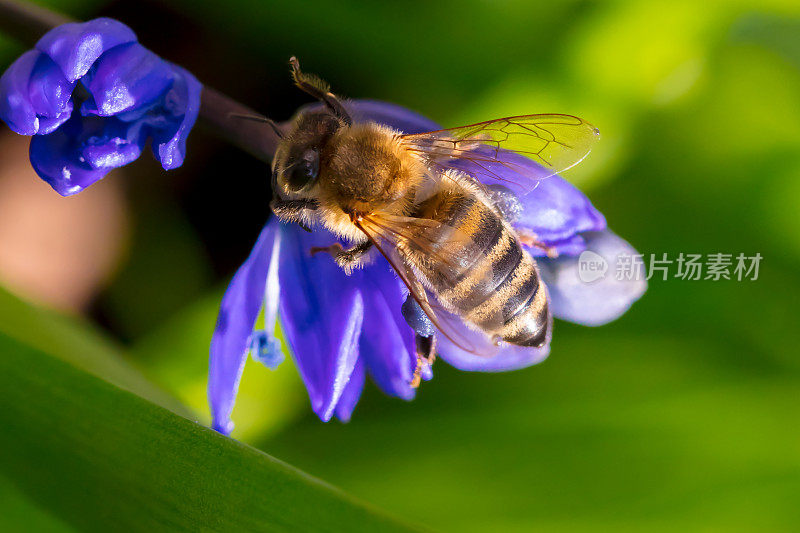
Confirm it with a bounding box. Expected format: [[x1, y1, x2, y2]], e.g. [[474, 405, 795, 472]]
[[1, 0, 800, 530], [0, 474, 73, 532], [100, 197, 215, 340], [0, 286, 187, 414], [261, 331, 800, 532], [0, 330, 418, 532]]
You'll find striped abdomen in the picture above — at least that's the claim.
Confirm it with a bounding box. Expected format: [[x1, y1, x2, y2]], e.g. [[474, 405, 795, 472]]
[[411, 183, 550, 347]]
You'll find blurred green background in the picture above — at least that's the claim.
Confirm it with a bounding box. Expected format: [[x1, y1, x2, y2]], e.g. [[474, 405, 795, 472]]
[[1, 0, 799, 531]]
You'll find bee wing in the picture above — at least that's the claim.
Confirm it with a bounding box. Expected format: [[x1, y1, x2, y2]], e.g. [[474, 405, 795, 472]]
[[400, 114, 600, 195], [357, 213, 513, 357]]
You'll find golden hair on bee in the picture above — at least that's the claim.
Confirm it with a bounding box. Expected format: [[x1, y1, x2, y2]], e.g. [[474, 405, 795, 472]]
[[266, 56, 603, 385], [271, 58, 428, 246]]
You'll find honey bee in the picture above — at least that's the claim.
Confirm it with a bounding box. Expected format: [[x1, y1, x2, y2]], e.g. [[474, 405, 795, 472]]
[[242, 57, 599, 386]]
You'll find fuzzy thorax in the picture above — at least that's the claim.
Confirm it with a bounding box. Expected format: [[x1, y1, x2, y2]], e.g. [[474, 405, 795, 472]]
[[314, 123, 426, 242]]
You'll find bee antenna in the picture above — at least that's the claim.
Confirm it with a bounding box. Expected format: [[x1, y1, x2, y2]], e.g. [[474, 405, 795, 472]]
[[228, 112, 285, 139], [289, 56, 352, 126]]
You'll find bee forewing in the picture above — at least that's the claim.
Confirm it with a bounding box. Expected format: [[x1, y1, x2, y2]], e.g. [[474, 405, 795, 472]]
[[400, 114, 600, 195], [357, 213, 506, 357]]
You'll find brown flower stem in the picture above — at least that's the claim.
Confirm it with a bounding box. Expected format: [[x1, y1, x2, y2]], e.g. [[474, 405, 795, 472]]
[[198, 86, 279, 163]]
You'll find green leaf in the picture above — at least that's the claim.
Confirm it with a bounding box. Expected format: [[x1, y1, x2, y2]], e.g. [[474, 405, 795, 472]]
[[0, 287, 187, 415], [0, 474, 73, 533], [0, 334, 422, 531], [0, 331, 419, 532]]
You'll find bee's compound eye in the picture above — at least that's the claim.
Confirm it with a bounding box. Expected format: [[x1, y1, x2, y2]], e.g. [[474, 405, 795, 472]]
[[287, 149, 319, 191]]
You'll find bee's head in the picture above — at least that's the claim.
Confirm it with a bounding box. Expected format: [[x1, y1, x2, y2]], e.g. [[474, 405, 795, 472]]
[[272, 57, 352, 199], [272, 111, 343, 198]]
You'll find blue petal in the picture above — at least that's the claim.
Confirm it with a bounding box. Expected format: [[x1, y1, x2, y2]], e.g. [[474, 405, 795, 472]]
[[345, 99, 441, 133], [277, 224, 365, 421], [515, 176, 606, 250], [27, 53, 76, 134], [149, 63, 202, 170], [208, 221, 280, 435], [80, 42, 174, 117], [35, 101, 74, 136], [539, 230, 647, 326], [35, 17, 137, 82], [29, 113, 145, 196], [335, 357, 365, 422], [437, 324, 551, 372], [0, 50, 43, 135], [525, 234, 588, 258], [358, 263, 420, 400], [303, 99, 440, 133], [81, 117, 146, 170]]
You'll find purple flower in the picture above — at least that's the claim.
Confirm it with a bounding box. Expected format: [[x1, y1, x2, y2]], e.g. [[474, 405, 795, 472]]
[[0, 18, 201, 196], [208, 100, 647, 433]]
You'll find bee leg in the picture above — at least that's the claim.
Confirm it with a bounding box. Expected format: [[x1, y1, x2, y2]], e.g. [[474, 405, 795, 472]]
[[309, 241, 373, 273], [270, 198, 318, 216], [401, 294, 437, 388], [517, 230, 559, 259], [334, 241, 374, 269], [401, 294, 435, 336], [411, 334, 437, 389], [310, 243, 343, 257], [270, 198, 318, 232]]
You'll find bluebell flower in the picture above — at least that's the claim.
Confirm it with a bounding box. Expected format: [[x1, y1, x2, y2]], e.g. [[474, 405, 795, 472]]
[[0, 17, 201, 196], [208, 100, 647, 433]]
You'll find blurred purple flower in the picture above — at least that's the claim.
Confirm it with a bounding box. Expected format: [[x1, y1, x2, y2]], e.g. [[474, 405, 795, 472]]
[[0, 17, 201, 196], [209, 100, 647, 433]]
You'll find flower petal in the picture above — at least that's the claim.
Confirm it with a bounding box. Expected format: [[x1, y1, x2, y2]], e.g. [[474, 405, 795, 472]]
[[79, 42, 174, 117], [358, 263, 419, 400], [35, 17, 137, 82], [538, 230, 647, 326], [27, 52, 75, 133], [80, 117, 145, 170], [346, 99, 441, 133], [208, 221, 280, 435], [524, 234, 588, 258], [515, 176, 606, 249], [334, 357, 365, 423], [34, 101, 74, 136], [277, 224, 365, 421], [437, 329, 551, 372], [0, 50, 42, 135], [149, 63, 202, 170], [29, 113, 145, 196]]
